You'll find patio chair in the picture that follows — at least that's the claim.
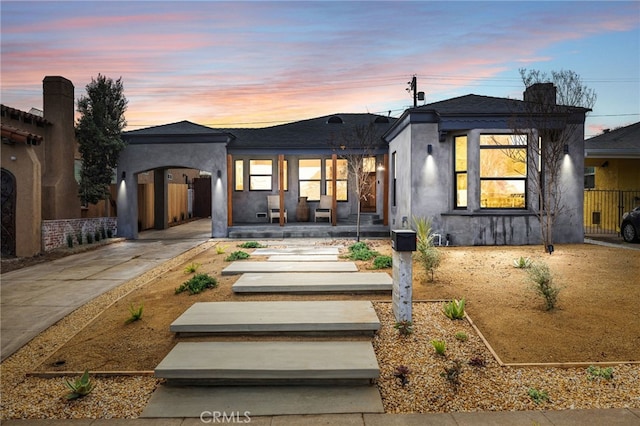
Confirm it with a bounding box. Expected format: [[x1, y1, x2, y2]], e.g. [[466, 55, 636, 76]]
[[267, 195, 287, 223], [314, 195, 333, 223]]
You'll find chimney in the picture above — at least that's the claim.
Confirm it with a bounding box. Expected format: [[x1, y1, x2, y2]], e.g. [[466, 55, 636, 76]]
[[523, 83, 557, 105]]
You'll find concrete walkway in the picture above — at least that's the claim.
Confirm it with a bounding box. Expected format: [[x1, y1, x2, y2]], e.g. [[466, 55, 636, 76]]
[[0, 219, 212, 361]]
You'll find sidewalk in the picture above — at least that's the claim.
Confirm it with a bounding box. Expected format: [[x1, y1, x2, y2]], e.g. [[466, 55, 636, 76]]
[[2, 409, 639, 425]]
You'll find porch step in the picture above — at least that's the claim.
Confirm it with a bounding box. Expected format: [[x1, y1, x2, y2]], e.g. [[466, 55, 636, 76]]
[[267, 254, 338, 261], [141, 385, 384, 417], [222, 261, 357, 275], [232, 272, 392, 293], [253, 247, 340, 256], [154, 341, 380, 385], [227, 224, 389, 239], [169, 301, 381, 335]]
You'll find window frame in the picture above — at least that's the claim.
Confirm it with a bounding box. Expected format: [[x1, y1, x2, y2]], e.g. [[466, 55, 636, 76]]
[[298, 158, 322, 201], [454, 135, 468, 209], [234, 159, 244, 191], [478, 134, 528, 209], [324, 158, 348, 202], [248, 159, 273, 191]]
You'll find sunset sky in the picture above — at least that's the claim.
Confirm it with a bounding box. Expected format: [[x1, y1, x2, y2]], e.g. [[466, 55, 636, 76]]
[[1, 1, 638, 138]]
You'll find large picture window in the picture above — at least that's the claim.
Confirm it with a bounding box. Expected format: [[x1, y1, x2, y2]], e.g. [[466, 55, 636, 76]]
[[249, 159, 272, 191], [479, 134, 527, 208], [299, 159, 321, 201], [325, 158, 348, 201]]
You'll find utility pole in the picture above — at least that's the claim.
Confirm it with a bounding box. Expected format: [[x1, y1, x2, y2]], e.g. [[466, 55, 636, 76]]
[[406, 75, 424, 108]]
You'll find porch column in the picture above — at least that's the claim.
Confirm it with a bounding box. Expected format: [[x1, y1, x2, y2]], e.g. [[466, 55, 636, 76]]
[[331, 154, 337, 226], [227, 154, 233, 226], [383, 153, 389, 226], [278, 154, 285, 227], [153, 167, 168, 230]]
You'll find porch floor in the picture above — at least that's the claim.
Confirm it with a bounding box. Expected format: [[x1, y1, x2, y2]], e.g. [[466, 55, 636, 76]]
[[227, 222, 390, 239]]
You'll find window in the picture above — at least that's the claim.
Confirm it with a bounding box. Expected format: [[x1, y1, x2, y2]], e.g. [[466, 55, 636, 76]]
[[249, 159, 272, 190], [299, 159, 321, 201], [234, 159, 244, 191], [391, 152, 397, 207], [325, 158, 348, 201], [454, 136, 467, 208], [479, 134, 527, 208], [280, 160, 288, 191], [584, 167, 595, 189]]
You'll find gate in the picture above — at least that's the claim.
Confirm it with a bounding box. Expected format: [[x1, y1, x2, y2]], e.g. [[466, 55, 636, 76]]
[[1, 169, 16, 257], [584, 189, 640, 235], [193, 177, 212, 218]]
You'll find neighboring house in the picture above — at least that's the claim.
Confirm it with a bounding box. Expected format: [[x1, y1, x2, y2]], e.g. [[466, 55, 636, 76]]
[[117, 84, 589, 245], [584, 122, 640, 234], [1, 76, 81, 257]]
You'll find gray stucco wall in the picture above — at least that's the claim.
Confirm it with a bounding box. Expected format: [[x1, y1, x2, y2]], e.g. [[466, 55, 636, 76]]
[[388, 122, 585, 246], [116, 142, 228, 239]]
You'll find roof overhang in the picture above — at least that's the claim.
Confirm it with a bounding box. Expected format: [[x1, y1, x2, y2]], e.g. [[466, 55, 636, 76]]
[[584, 149, 640, 159]]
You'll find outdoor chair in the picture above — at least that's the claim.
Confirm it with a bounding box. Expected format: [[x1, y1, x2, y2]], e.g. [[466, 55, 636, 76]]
[[267, 195, 287, 223], [314, 195, 333, 222]]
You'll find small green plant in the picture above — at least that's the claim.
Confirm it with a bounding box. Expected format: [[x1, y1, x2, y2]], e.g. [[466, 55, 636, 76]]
[[441, 359, 462, 388], [76, 232, 83, 245], [100, 227, 107, 239], [125, 303, 143, 324], [443, 298, 466, 320], [237, 241, 265, 248], [431, 339, 447, 356], [587, 365, 614, 380], [345, 242, 379, 261], [66, 234, 74, 248], [528, 387, 549, 404], [372, 255, 392, 269], [94, 230, 101, 242], [215, 244, 227, 254], [183, 262, 201, 274], [65, 370, 94, 400], [225, 251, 250, 261], [175, 273, 218, 295], [454, 331, 468, 342], [106, 229, 113, 238], [413, 216, 441, 282], [393, 365, 411, 386], [527, 262, 561, 310], [394, 320, 413, 336], [513, 256, 533, 268], [86, 233, 94, 244]]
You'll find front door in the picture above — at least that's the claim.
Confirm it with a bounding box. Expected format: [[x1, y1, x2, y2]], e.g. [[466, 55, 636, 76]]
[[1, 169, 16, 257]]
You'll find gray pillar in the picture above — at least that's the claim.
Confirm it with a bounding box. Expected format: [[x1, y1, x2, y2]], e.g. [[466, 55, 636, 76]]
[[391, 230, 416, 323], [154, 168, 168, 230]]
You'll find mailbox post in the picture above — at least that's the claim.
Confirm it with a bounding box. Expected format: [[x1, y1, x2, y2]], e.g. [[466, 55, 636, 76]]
[[391, 229, 416, 323]]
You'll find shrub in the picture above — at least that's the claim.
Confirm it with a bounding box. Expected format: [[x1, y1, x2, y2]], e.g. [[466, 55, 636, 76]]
[[237, 241, 265, 249], [394, 320, 413, 336], [66, 234, 74, 248], [76, 232, 83, 245], [372, 255, 392, 269], [100, 227, 107, 239], [528, 387, 549, 404], [345, 242, 379, 261], [125, 303, 143, 324], [455, 331, 468, 342], [527, 262, 561, 310], [393, 365, 411, 386], [443, 298, 466, 320], [86, 233, 94, 244], [431, 339, 446, 356], [106, 229, 113, 238], [468, 357, 486, 367], [184, 262, 201, 274], [513, 256, 533, 268], [587, 366, 614, 380], [175, 273, 218, 295], [65, 370, 94, 400], [94, 230, 101, 242], [413, 216, 441, 282], [225, 251, 250, 261]]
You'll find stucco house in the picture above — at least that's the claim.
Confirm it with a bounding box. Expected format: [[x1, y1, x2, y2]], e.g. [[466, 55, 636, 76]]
[[583, 122, 640, 234], [117, 83, 589, 245]]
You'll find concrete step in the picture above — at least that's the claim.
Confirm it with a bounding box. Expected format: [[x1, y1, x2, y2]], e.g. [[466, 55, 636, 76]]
[[169, 301, 381, 336], [154, 341, 379, 385], [253, 247, 340, 255], [267, 254, 338, 261], [222, 261, 358, 275], [232, 272, 392, 293], [141, 385, 384, 417]]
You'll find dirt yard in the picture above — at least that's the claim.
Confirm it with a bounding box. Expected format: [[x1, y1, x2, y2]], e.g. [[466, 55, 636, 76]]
[[36, 240, 639, 372]]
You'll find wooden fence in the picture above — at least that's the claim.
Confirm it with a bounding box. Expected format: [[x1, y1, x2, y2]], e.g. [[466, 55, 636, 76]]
[[137, 183, 190, 231]]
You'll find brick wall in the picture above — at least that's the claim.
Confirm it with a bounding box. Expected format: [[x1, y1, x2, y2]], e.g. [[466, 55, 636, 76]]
[[42, 217, 117, 252]]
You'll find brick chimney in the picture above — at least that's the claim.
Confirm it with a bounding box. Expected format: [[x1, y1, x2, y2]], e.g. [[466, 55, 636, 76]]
[[523, 83, 557, 105]]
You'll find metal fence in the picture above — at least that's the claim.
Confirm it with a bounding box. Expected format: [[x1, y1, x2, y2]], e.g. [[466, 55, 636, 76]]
[[584, 190, 640, 235]]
